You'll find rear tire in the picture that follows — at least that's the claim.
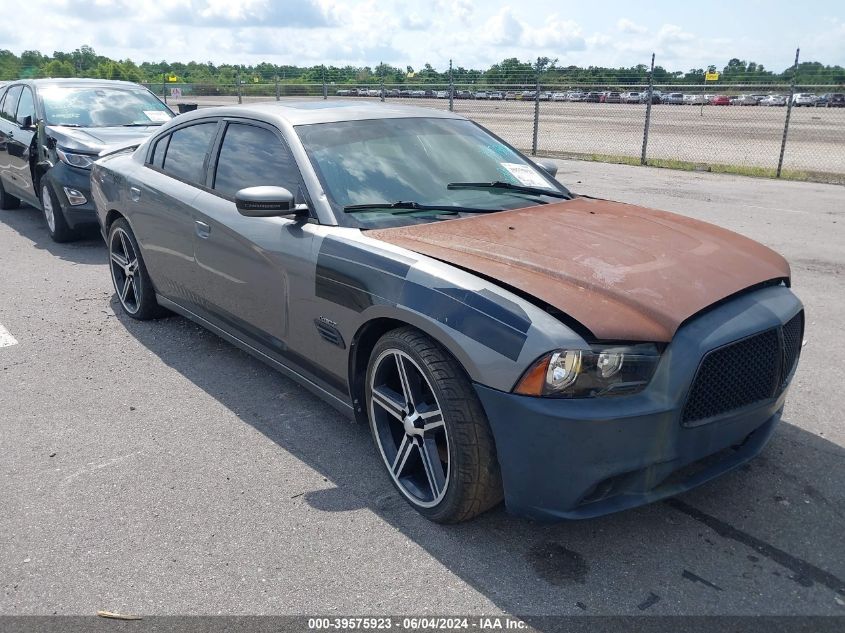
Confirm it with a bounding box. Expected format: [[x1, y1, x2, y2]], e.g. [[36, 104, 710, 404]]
[[0, 178, 20, 210], [366, 327, 503, 523], [108, 218, 168, 320], [41, 182, 77, 242]]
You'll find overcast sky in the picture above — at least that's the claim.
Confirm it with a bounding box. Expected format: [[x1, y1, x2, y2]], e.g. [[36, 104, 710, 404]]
[[2, 0, 843, 71]]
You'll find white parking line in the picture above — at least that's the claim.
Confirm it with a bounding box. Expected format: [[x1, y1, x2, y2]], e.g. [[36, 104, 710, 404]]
[[0, 322, 18, 348]]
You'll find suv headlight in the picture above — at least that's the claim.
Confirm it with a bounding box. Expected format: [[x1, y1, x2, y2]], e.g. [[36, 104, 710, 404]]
[[56, 148, 95, 170], [514, 344, 661, 398]]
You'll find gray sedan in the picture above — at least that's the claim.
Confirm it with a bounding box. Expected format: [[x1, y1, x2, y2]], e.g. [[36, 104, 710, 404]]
[[91, 102, 803, 522]]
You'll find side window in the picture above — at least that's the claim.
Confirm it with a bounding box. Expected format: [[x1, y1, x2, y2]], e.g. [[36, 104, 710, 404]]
[[15, 87, 35, 126], [162, 122, 218, 184], [1, 85, 22, 122], [213, 123, 301, 198], [149, 134, 169, 168]]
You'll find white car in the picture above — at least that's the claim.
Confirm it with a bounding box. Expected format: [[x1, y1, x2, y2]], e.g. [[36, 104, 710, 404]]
[[489, 91, 503, 100], [621, 92, 641, 104], [551, 92, 568, 101], [793, 93, 819, 107], [435, 90, 448, 99], [760, 95, 786, 107], [684, 94, 707, 105], [367, 89, 381, 97]]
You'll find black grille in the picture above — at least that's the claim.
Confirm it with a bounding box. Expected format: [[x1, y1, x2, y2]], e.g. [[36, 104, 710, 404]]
[[781, 312, 804, 387], [682, 328, 781, 425]]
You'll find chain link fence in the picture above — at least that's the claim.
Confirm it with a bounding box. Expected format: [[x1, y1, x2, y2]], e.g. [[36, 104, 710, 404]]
[[143, 55, 845, 184]]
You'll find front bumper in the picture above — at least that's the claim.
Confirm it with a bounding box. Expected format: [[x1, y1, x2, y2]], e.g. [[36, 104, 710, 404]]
[[476, 284, 803, 521], [45, 164, 97, 229]]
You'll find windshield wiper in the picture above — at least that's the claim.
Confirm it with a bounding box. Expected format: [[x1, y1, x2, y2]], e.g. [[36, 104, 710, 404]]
[[344, 201, 500, 214], [447, 181, 571, 199], [122, 122, 163, 127]]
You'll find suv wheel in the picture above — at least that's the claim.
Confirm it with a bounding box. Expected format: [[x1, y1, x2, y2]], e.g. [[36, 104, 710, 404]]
[[41, 182, 77, 242]]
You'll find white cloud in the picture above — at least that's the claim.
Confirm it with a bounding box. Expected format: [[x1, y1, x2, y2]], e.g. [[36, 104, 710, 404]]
[[617, 18, 646, 35], [525, 15, 585, 50], [484, 7, 523, 45]]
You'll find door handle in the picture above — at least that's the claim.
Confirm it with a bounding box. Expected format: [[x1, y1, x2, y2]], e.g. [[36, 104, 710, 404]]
[[195, 220, 211, 239], [7, 131, 12, 138], [129, 186, 141, 202]]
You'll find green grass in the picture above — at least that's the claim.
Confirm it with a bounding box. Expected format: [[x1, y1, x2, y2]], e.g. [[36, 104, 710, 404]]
[[534, 150, 845, 185]]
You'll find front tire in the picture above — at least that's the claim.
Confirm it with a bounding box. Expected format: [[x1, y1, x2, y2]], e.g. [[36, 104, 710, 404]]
[[108, 218, 168, 320], [366, 327, 502, 523], [41, 182, 77, 242]]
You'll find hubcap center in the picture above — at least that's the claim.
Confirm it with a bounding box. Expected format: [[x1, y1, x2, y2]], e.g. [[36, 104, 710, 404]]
[[402, 411, 425, 437]]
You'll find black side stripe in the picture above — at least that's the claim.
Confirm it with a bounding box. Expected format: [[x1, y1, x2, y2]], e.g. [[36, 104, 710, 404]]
[[316, 237, 530, 361]]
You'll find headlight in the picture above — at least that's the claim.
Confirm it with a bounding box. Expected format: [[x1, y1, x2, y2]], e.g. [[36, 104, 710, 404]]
[[56, 148, 95, 170], [514, 344, 661, 398]]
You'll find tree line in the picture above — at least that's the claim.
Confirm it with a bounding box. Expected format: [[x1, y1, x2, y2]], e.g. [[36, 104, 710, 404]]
[[1, 46, 842, 86]]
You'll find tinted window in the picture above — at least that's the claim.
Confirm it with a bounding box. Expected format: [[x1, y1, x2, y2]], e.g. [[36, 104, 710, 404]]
[[16, 87, 35, 125], [213, 123, 301, 197], [150, 135, 169, 168], [162, 122, 218, 184], [1, 85, 22, 122]]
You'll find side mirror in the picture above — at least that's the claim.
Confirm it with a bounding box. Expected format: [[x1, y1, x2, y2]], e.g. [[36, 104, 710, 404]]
[[535, 159, 558, 178], [235, 186, 308, 218], [20, 115, 34, 130]]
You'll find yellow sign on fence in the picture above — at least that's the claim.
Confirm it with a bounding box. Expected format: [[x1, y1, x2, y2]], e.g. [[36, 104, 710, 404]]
[[705, 71, 720, 81], [167, 74, 178, 82]]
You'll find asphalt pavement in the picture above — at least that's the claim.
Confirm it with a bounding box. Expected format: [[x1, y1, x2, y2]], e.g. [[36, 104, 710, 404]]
[[0, 161, 843, 617]]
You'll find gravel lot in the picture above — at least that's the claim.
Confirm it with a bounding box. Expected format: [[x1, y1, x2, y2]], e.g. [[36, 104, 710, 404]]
[[0, 161, 843, 617], [167, 95, 845, 175]]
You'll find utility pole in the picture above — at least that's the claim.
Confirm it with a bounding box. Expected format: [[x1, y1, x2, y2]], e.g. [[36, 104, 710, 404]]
[[448, 59, 454, 112]]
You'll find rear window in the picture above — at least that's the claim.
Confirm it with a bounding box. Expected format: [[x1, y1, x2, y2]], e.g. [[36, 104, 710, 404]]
[[162, 122, 218, 185]]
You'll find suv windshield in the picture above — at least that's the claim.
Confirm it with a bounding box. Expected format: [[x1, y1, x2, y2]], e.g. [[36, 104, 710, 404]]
[[296, 117, 568, 229], [39, 85, 173, 128]]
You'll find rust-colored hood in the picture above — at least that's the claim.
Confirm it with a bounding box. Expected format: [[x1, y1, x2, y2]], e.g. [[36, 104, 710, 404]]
[[368, 197, 790, 342]]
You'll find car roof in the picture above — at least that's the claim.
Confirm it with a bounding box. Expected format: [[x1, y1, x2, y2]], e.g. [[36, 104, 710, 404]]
[[174, 100, 467, 126], [11, 78, 145, 89]]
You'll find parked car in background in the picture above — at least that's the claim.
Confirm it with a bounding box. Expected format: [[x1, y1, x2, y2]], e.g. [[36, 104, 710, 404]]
[[568, 91, 585, 102], [455, 90, 472, 99], [584, 92, 602, 102], [621, 92, 640, 103], [793, 93, 819, 107], [336, 89, 352, 96], [551, 92, 567, 102], [521, 90, 537, 100], [711, 95, 731, 106], [759, 95, 786, 107], [435, 90, 448, 99], [822, 93, 845, 107], [92, 100, 804, 524], [474, 91, 489, 100], [0, 78, 172, 242], [503, 91, 517, 100], [489, 91, 504, 100], [664, 93, 685, 105], [640, 91, 662, 104], [605, 92, 622, 103], [684, 94, 707, 105], [734, 95, 759, 106]]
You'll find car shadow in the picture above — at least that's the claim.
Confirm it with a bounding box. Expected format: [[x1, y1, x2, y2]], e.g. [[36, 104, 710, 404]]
[[115, 305, 845, 617], [0, 203, 104, 265]]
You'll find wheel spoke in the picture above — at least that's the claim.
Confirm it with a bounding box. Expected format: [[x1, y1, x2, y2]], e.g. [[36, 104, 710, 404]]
[[372, 386, 405, 422], [420, 407, 444, 432], [119, 232, 131, 260], [111, 251, 128, 268], [395, 353, 415, 411], [392, 435, 414, 477], [419, 438, 446, 498], [120, 275, 132, 302]]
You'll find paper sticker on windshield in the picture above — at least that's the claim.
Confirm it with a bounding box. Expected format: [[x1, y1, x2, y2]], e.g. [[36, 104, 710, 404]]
[[143, 110, 171, 123], [501, 162, 550, 187]]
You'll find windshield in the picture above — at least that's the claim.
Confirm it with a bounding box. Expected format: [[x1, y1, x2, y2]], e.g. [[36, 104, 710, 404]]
[[39, 85, 173, 128], [296, 117, 568, 229]]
